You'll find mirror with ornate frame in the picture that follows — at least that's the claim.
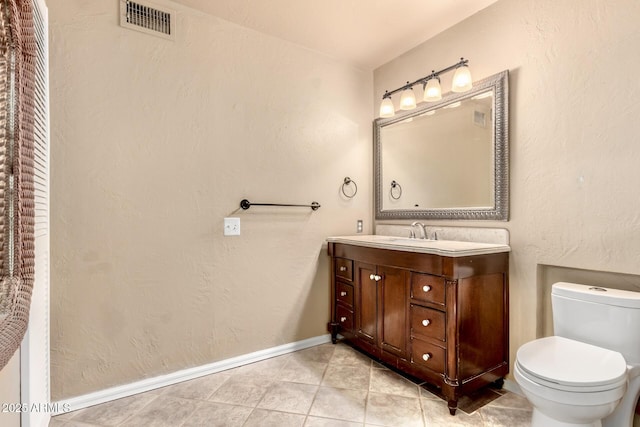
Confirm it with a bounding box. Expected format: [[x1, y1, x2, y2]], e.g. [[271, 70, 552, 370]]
[[374, 70, 509, 220]]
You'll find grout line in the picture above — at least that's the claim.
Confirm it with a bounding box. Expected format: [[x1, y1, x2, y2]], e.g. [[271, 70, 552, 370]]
[[304, 343, 334, 421]]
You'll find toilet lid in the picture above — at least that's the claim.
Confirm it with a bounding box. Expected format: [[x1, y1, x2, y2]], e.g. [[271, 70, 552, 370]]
[[517, 336, 627, 389]]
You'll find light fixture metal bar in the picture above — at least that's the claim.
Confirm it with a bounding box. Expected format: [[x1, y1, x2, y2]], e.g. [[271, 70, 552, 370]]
[[382, 58, 468, 99]]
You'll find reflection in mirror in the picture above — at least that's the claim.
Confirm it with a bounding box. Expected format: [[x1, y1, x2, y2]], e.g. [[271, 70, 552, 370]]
[[375, 70, 508, 220]]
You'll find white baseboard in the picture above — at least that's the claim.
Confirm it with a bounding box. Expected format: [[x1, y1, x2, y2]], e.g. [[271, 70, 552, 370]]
[[53, 334, 332, 415]]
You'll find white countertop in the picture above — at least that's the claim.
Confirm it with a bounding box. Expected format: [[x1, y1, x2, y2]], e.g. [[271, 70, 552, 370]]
[[327, 235, 511, 257]]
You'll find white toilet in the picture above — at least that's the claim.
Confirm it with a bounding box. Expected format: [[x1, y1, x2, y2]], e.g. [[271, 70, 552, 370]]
[[515, 282, 640, 427]]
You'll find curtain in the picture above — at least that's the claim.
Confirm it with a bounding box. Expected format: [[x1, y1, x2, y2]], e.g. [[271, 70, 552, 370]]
[[0, 0, 36, 371]]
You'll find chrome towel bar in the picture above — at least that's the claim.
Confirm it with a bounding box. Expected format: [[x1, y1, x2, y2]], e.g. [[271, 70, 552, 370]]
[[240, 199, 321, 211]]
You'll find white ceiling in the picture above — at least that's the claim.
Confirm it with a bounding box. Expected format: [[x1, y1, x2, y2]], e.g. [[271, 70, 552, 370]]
[[171, 0, 499, 70]]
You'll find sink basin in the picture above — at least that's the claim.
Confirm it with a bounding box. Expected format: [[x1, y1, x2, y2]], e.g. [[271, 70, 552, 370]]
[[375, 236, 434, 244]]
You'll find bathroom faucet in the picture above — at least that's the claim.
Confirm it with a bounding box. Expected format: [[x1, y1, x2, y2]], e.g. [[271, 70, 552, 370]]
[[410, 222, 428, 239]]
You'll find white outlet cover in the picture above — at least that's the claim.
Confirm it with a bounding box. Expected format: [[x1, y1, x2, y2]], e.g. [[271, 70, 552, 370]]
[[224, 217, 241, 236]]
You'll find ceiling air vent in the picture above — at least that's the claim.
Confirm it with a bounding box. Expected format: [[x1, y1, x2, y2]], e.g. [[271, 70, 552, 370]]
[[119, 0, 175, 40]]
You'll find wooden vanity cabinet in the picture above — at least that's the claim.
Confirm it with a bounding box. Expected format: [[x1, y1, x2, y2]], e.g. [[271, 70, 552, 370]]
[[328, 242, 509, 415]]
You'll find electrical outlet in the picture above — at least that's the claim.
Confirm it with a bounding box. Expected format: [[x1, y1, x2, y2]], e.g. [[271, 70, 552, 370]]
[[357, 219, 363, 233], [224, 217, 240, 236]]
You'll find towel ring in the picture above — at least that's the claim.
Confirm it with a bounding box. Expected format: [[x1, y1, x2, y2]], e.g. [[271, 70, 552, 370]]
[[390, 180, 402, 200], [341, 177, 358, 199]]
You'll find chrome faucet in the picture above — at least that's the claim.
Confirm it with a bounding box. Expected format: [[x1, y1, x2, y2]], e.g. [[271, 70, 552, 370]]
[[410, 222, 428, 239]]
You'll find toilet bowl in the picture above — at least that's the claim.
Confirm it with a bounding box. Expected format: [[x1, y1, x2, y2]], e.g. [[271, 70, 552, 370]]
[[515, 283, 640, 427], [515, 336, 627, 427]]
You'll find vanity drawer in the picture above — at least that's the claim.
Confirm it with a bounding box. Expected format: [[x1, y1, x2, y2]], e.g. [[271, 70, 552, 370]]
[[335, 258, 353, 282], [336, 282, 354, 307], [336, 304, 354, 332], [411, 273, 445, 306], [411, 339, 445, 375], [410, 305, 446, 342]]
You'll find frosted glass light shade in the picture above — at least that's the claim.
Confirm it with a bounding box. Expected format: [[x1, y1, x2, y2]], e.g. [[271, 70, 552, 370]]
[[423, 78, 442, 102], [379, 97, 395, 118], [399, 87, 417, 110], [452, 65, 472, 92]]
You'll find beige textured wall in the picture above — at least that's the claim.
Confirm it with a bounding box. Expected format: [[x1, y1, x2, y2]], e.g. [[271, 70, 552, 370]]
[[49, 1, 372, 399], [374, 0, 640, 375]]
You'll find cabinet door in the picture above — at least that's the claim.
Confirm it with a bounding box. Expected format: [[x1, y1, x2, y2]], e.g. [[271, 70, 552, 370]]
[[379, 266, 408, 358], [355, 262, 378, 345]]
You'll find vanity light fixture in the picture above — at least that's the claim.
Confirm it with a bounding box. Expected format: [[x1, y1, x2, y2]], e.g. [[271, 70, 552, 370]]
[[399, 84, 417, 110], [423, 74, 442, 102], [378, 57, 471, 118], [379, 95, 395, 117], [451, 62, 472, 92]]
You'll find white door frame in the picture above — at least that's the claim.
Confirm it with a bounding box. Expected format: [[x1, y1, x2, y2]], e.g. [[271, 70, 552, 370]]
[[20, 0, 50, 425]]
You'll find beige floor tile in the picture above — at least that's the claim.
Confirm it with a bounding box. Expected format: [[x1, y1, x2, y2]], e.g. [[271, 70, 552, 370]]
[[242, 408, 306, 427], [159, 372, 231, 400], [279, 358, 328, 385], [227, 354, 290, 379], [208, 375, 272, 407], [56, 421, 110, 427], [481, 406, 532, 426], [369, 368, 420, 397], [322, 363, 371, 390], [366, 392, 423, 427], [485, 391, 533, 411], [419, 385, 443, 401], [422, 397, 484, 427], [304, 416, 363, 427], [120, 395, 200, 427], [69, 393, 157, 426], [257, 381, 319, 414], [290, 343, 336, 363], [48, 343, 528, 427], [309, 386, 367, 423], [180, 401, 252, 427], [331, 344, 372, 366], [51, 409, 77, 421]]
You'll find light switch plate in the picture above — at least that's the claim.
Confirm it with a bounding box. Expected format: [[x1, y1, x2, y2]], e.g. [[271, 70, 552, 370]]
[[224, 217, 240, 236]]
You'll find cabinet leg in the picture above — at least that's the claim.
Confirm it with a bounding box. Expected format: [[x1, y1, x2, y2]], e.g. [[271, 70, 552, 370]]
[[329, 322, 339, 344], [448, 400, 457, 416], [491, 377, 505, 390]]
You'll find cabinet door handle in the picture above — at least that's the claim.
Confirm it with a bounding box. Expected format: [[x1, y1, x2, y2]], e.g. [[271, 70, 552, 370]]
[[339, 266, 347, 272], [340, 291, 347, 297], [422, 319, 430, 327], [340, 316, 347, 322], [422, 285, 431, 292], [422, 353, 432, 361], [369, 274, 382, 282]]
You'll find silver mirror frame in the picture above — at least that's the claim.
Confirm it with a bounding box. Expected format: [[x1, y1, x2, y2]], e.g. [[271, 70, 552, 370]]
[[374, 70, 509, 221]]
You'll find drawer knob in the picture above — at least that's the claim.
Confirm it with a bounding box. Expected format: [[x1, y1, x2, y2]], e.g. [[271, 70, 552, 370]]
[[422, 285, 431, 293], [340, 316, 347, 322], [422, 353, 432, 361], [422, 319, 431, 327], [340, 291, 347, 297], [339, 266, 347, 272]]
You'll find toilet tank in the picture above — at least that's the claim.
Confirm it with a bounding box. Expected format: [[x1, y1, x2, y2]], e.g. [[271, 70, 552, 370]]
[[552, 282, 640, 365]]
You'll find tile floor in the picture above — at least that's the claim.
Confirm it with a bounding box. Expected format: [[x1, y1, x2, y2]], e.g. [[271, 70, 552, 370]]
[[49, 342, 532, 427]]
